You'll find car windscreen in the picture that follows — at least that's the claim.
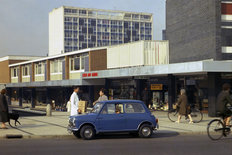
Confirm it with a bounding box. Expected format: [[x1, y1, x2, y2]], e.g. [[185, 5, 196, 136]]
[[90, 102, 104, 114]]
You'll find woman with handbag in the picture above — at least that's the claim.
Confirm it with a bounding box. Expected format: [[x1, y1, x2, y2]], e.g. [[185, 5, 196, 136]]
[[0, 89, 9, 129]]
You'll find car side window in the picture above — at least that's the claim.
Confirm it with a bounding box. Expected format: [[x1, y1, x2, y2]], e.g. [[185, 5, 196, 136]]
[[101, 103, 124, 114], [125, 103, 145, 113]]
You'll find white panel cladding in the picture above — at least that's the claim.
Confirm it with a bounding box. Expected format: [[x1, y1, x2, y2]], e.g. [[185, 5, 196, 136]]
[[221, 15, 232, 21], [222, 46, 232, 53], [49, 7, 64, 56], [107, 41, 169, 69]]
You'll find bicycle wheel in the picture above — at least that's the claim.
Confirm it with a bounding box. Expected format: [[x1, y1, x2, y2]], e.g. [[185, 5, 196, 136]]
[[190, 108, 203, 123], [207, 119, 224, 140], [168, 109, 179, 122]]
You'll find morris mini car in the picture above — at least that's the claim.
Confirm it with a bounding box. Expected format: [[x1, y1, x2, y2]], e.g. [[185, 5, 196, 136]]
[[68, 100, 158, 140]]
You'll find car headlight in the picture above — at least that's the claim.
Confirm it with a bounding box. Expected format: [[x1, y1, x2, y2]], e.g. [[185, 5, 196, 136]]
[[69, 117, 76, 126]]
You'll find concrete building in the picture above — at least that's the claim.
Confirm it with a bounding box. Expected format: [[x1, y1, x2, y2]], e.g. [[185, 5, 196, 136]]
[[49, 6, 153, 55], [166, 0, 232, 63], [0, 56, 44, 90]]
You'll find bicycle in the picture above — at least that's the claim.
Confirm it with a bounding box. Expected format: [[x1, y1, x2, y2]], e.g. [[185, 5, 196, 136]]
[[207, 113, 231, 140], [167, 104, 203, 123]]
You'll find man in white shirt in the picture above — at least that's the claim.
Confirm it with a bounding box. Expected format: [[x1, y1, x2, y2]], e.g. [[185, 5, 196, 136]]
[[70, 87, 80, 116]]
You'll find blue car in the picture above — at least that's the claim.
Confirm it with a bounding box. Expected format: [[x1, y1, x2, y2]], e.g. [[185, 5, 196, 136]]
[[68, 100, 158, 140]]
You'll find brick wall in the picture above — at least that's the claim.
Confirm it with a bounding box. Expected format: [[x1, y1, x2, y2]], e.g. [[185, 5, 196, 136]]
[[89, 49, 107, 71], [166, 0, 222, 63]]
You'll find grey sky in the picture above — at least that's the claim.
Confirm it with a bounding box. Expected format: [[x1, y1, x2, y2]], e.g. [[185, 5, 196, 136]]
[[0, 0, 166, 57]]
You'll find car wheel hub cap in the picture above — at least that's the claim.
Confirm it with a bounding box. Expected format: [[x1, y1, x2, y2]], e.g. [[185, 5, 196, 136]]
[[84, 129, 92, 138], [142, 127, 151, 136]]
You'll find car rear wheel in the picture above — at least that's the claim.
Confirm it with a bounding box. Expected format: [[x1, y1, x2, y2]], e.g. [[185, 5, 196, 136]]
[[80, 125, 95, 140], [73, 131, 81, 138], [139, 124, 152, 138]]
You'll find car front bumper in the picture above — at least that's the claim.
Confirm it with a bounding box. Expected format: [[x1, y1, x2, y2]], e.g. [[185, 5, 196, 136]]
[[67, 125, 79, 133]]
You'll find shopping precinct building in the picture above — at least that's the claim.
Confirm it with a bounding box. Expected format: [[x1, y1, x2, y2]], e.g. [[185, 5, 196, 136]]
[[4, 40, 232, 117], [49, 6, 153, 55]]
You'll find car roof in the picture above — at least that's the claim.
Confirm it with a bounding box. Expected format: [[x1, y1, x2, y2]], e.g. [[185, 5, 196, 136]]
[[98, 100, 143, 104]]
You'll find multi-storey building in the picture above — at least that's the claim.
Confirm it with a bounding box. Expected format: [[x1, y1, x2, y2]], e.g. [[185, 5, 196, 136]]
[[166, 0, 232, 63], [49, 6, 153, 55]]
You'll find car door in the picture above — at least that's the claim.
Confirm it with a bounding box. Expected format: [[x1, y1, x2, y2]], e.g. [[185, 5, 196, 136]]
[[124, 102, 147, 130], [96, 103, 126, 132]]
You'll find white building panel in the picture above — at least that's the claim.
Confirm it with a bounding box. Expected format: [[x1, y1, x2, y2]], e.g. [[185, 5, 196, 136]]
[[49, 7, 64, 56], [107, 41, 169, 69]]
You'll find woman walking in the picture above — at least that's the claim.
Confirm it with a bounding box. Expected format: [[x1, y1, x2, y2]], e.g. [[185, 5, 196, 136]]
[[0, 89, 9, 129], [176, 89, 193, 124]]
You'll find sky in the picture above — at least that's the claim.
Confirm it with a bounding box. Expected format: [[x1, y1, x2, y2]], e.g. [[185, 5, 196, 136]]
[[0, 0, 166, 57]]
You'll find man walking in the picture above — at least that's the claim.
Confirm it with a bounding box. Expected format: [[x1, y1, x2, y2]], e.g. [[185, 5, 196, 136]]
[[70, 87, 80, 116]]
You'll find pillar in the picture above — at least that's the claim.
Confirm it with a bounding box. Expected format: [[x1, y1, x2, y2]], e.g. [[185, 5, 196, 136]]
[[19, 88, 23, 107], [105, 78, 110, 97], [88, 86, 94, 107], [136, 79, 142, 100], [168, 74, 176, 110], [31, 88, 36, 108], [7, 88, 12, 105], [208, 72, 221, 117], [46, 88, 50, 105], [65, 56, 70, 80]]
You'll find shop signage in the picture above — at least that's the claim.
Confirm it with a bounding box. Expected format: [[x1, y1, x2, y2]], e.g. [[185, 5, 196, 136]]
[[82, 72, 98, 78], [151, 84, 163, 90]]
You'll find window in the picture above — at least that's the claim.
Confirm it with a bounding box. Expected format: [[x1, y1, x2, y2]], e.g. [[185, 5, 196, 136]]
[[11, 67, 18, 77], [22, 65, 29, 76], [125, 103, 145, 113], [35, 62, 45, 75], [101, 104, 124, 114], [70, 56, 80, 71], [50, 59, 63, 73]]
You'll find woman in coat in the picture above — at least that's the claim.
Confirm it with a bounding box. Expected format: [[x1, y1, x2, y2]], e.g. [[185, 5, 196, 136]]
[[176, 89, 193, 124], [0, 89, 9, 129]]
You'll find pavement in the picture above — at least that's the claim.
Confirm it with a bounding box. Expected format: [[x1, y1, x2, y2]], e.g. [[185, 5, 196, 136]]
[[0, 110, 218, 139]]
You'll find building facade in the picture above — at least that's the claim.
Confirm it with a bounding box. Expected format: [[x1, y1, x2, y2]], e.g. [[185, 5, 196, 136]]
[[0, 56, 44, 89], [49, 6, 153, 55], [166, 0, 232, 63]]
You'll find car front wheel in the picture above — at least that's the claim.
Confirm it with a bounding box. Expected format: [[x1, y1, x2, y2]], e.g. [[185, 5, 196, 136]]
[[80, 125, 95, 140], [139, 124, 152, 138]]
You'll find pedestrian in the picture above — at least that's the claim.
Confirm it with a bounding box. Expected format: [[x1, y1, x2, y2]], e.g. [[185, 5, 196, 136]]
[[176, 89, 193, 124], [142, 87, 150, 108], [0, 89, 9, 129], [93, 88, 108, 106], [70, 87, 80, 116], [216, 83, 232, 126]]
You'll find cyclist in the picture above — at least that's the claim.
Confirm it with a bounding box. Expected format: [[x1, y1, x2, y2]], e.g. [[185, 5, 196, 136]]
[[216, 83, 232, 126]]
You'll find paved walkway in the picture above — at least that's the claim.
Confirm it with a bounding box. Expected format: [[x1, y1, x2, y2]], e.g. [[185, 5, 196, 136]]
[[0, 111, 218, 139]]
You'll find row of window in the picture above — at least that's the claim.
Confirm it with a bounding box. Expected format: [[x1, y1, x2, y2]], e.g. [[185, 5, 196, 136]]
[[11, 55, 89, 78]]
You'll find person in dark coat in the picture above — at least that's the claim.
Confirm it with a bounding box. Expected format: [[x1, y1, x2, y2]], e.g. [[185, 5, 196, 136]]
[[216, 83, 232, 126], [176, 89, 193, 124], [0, 89, 9, 129]]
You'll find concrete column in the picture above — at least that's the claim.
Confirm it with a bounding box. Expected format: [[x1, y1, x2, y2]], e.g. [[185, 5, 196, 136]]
[[168, 74, 176, 110], [19, 88, 23, 107], [208, 72, 221, 117], [46, 88, 50, 105], [88, 86, 94, 107], [7, 88, 12, 105], [31, 88, 36, 108], [136, 79, 142, 100], [105, 78, 110, 97]]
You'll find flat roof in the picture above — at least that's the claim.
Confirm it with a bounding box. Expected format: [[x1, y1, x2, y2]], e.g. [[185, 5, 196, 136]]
[[52, 6, 153, 16], [0, 55, 44, 62], [9, 46, 107, 67]]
